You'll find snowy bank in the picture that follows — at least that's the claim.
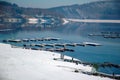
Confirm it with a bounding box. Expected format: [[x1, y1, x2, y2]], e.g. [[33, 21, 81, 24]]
[[0, 43, 111, 80], [65, 18, 120, 23], [62, 18, 69, 24]]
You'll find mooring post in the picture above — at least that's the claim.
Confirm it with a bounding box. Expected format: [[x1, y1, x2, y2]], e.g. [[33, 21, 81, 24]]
[[60, 53, 64, 60], [72, 57, 74, 62]]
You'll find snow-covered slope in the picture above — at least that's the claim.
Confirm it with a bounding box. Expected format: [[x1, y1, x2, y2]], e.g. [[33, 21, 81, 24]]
[[0, 43, 111, 80]]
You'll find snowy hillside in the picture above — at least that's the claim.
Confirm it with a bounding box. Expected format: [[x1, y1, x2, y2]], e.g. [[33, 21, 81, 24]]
[[49, 0, 120, 19], [0, 43, 112, 80]]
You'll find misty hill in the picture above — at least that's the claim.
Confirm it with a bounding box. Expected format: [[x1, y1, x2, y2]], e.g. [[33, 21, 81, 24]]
[[0, 1, 63, 18], [0, 0, 120, 19], [0, 1, 20, 17], [49, 0, 120, 19]]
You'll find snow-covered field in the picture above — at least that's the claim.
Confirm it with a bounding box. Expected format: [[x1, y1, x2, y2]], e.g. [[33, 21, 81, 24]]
[[0, 43, 111, 80]]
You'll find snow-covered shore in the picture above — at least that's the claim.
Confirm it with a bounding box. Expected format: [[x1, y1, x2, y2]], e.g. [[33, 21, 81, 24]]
[[62, 18, 69, 24], [0, 43, 111, 80], [63, 18, 120, 24]]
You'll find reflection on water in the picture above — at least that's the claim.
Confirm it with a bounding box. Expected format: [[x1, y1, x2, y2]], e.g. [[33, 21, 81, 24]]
[[0, 22, 120, 74]]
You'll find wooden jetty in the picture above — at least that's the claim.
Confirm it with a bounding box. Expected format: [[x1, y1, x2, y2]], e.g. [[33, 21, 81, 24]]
[[54, 43, 66, 47], [23, 47, 43, 50], [88, 32, 120, 39], [44, 44, 55, 47], [43, 38, 51, 41], [45, 48, 74, 52], [65, 43, 77, 47], [99, 62, 120, 68], [3, 39, 102, 47], [30, 44, 36, 46], [101, 32, 120, 34], [30, 48, 39, 50], [46, 48, 55, 52], [23, 43, 54, 48], [76, 43, 86, 46], [22, 39, 29, 42], [55, 48, 65, 52], [50, 38, 61, 41], [29, 38, 37, 41], [64, 48, 74, 52], [88, 34, 103, 36], [5, 39, 22, 43], [30, 48, 42, 50], [35, 44, 45, 47], [103, 36, 120, 39], [23, 44, 36, 47], [54, 43, 100, 47], [55, 48, 74, 52], [22, 42, 102, 49], [24, 47, 31, 49], [45, 48, 65, 52], [65, 43, 85, 47], [2, 37, 61, 43], [2, 39, 10, 42], [36, 38, 44, 41], [54, 43, 85, 47]]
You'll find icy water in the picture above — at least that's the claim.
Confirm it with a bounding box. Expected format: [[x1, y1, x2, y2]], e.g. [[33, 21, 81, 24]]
[[0, 23, 120, 74]]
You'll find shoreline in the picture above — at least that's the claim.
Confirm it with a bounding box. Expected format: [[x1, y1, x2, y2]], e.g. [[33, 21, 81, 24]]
[[63, 18, 120, 24]]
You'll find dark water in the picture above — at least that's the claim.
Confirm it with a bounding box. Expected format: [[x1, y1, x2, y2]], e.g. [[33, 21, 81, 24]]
[[0, 23, 120, 74]]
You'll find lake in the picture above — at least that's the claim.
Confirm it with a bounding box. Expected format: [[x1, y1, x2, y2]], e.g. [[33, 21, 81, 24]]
[[0, 22, 120, 74]]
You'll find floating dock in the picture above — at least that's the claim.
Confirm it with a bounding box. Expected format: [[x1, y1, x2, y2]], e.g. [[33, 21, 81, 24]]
[[2, 37, 61, 43], [82, 42, 102, 46], [22, 42, 102, 48], [88, 32, 120, 39], [3, 39, 22, 43]]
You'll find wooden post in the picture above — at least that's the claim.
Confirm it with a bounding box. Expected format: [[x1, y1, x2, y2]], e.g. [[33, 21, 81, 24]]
[[60, 53, 64, 60], [72, 57, 74, 62]]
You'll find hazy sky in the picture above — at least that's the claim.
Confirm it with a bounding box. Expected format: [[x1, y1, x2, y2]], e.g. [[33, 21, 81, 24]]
[[3, 0, 102, 8]]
